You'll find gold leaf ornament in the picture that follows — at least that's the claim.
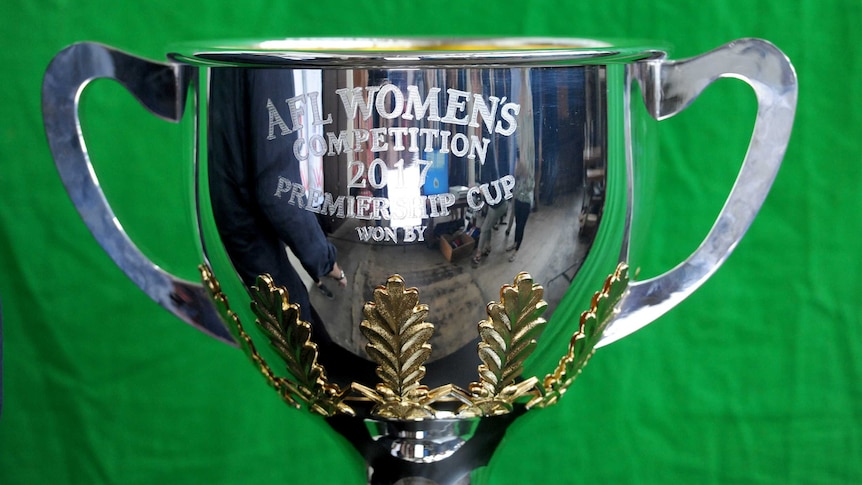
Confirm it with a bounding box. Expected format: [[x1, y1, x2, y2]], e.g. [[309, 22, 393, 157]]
[[469, 273, 548, 415], [359, 275, 436, 419], [199, 265, 294, 404], [530, 263, 629, 408], [249, 274, 352, 417], [201, 262, 629, 420], [251, 275, 318, 389]]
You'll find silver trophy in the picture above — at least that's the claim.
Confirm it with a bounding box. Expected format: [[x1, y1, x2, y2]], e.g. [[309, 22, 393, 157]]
[[43, 38, 796, 484]]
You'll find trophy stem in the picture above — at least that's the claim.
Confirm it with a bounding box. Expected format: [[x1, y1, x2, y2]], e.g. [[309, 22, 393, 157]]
[[328, 410, 524, 485]]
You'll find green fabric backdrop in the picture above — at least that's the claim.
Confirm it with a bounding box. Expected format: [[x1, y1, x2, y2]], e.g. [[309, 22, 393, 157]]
[[1, 0, 860, 483]]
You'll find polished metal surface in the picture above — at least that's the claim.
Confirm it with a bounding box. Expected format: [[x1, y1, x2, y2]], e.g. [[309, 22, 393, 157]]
[[202, 62, 608, 376], [599, 38, 798, 347], [41, 43, 235, 344], [365, 418, 480, 463], [43, 37, 797, 485], [168, 37, 662, 67]]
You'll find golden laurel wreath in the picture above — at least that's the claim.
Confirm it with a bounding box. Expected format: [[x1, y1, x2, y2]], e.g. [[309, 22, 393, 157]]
[[200, 262, 629, 420]]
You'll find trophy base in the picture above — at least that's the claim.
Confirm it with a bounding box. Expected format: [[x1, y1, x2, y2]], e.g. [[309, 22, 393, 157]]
[[327, 409, 525, 485]]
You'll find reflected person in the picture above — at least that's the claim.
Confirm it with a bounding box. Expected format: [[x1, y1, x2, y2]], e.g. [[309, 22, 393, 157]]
[[506, 161, 535, 262], [207, 68, 354, 371], [472, 199, 508, 267]]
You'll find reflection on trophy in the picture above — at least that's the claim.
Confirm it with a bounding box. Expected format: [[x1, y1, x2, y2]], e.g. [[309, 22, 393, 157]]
[[43, 38, 796, 484]]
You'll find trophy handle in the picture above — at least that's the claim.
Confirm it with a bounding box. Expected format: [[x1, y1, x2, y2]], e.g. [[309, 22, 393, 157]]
[[42, 42, 235, 344], [599, 38, 797, 347]]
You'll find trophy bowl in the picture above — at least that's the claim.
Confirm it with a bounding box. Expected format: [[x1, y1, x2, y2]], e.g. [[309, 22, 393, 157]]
[[42, 37, 796, 484]]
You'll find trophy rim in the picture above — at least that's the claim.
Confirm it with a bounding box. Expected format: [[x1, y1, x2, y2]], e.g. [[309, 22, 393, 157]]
[[167, 36, 667, 67]]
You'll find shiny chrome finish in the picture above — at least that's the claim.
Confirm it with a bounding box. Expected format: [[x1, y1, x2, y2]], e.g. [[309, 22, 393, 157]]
[[365, 418, 480, 463], [168, 37, 662, 67], [43, 38, 797, 485], [41, 43, 235, 344], [599, 38, 798, 347], [202, 62, 607, 372]]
